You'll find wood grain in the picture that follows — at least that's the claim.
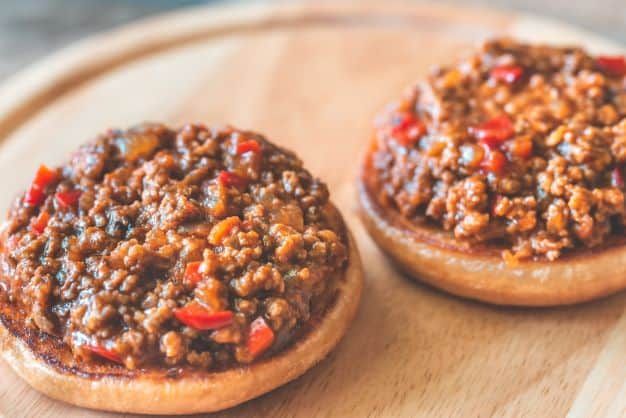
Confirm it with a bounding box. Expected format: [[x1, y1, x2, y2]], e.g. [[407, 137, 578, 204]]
[[0, 1, 624, 417]]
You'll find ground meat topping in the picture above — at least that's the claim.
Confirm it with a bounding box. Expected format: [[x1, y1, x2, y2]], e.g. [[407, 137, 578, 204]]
[[372, 39, 626, 261], [0, 123, 348, 369]]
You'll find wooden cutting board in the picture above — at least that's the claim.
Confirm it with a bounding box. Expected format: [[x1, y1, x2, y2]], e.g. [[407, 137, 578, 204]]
[[0, 1, 624, 417]]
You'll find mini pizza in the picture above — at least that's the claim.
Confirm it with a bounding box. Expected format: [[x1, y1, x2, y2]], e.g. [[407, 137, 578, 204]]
[[359, 39, 626, 306], [0, 123, 362, 414]]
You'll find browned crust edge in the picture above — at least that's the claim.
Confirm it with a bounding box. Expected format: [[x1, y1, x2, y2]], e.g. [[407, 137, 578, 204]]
[[0, 231, 363, 414], [358, 149, 626, 306]]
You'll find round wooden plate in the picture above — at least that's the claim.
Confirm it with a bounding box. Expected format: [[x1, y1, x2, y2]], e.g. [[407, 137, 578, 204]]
[[0, 1, 624, 417]]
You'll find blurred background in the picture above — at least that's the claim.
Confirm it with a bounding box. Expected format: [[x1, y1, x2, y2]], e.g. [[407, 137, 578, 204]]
[[0, 0, 625, 81]]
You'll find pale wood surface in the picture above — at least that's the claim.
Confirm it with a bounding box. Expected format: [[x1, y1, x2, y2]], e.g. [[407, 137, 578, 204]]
[[0, 2, 624, 417], [1, 0, 625, 82]]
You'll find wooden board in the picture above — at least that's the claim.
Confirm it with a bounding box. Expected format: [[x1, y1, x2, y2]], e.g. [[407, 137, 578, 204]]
[[0, 1, 624, 417]]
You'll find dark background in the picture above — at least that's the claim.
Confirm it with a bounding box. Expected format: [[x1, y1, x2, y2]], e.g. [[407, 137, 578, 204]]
[[1, 0, 625, 80]]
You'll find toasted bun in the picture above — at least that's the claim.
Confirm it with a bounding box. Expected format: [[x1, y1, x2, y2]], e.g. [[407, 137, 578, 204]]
[[0, 231, 363, 415], [359, 151, 626, 306]]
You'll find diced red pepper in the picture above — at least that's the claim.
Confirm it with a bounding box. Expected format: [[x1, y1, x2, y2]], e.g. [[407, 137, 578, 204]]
[[55, 189, 82, 209], [390, 112, 426, 146], [612, 167, 625, 188], [247, 317, 275, 359], [236, 140, 261, 155], [481, 145, 507, 174], [596, 55, 626, 77], [30, 211, 50, 235], [490, 65, 524, 84], [470, 115, 514, 148], [24, 187, 45, 207], [32, 164, 58, 189], [24, 164, 59, 206], [85, 344, 123, 364], [174, 303, 234, 330], [218, 170, 248, 189], [183, 261, 203, 286]]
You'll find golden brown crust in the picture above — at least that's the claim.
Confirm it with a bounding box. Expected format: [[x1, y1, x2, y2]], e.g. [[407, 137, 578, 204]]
[[359, 150, 626, 306], [0, 231, 363, 415]]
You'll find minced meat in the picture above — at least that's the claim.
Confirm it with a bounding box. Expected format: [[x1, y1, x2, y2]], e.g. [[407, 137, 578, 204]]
[[0, 123, 348, 370], [371, 39, 626, 261]]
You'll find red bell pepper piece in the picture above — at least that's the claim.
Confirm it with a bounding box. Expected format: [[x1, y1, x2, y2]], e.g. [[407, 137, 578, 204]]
[[174, 303, 234, 330], [183, 261, 203, 286], [596, 55, 626, 77], [24, 164, 59, 206], [490, 65, 524, 84], [55, 189, 82, 209], [470, 115, 514, 148], [31, 164, 58, 189], [30, 211, 50, 235], [85, 344, 123, 364], [218, 170, 248, 189], [247, 317, 275, 359], [481, 145, 507, 175], [390, 112, 426, 146], [25, 187, 45, 208], [236, 140, 261, 155]]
